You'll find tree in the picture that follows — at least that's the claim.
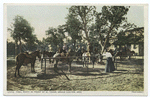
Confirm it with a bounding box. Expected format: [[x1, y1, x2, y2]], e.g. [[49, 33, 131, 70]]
[[113, 27, 144, 46], [8, 15, 36, 53], [45, 27, 59, 47], [68, 6, 96, 51], [65, 14, 82, 51], [95, 6, 131, 54], [45, 26, 65, 49], [7, 40, 15, 56], [57, 25, 66, 46]]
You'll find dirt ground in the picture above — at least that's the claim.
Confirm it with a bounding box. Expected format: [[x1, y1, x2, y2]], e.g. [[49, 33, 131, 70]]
[[7, 57, 144, 91]]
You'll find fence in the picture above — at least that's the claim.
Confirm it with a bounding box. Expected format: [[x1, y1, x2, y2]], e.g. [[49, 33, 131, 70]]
[[40, 56, 95, 74], [40, 54, 143, 74]]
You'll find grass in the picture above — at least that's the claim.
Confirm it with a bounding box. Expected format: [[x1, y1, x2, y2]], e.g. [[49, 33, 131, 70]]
[[6, 56, 144, 91]]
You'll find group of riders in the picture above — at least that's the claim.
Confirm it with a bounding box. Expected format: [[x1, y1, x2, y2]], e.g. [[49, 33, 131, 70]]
[[15, 44, 135, 77], [23, 42, 134, 61]]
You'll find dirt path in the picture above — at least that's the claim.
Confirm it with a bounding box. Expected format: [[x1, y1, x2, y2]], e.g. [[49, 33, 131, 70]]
[[7, 58, 144, 91]]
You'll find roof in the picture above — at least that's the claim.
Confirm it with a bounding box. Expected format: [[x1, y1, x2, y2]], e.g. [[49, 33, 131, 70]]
[[124, 27, 144, 33]]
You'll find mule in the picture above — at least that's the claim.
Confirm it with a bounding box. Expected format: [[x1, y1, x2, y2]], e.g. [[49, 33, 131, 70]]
[[76, 49, 83, 62], [82, 52, 91, 67], [53, 49, 76, 73], [43, 51, 55, 63], [115, 49, 135, 61], [14, 50, 41, 77]]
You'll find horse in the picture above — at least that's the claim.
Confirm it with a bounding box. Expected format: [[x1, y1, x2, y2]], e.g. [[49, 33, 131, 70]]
[[14, 50, 41, 77], [82, 51, 99, 68], [115, 49, 135, 60], [53, 48, 76, 73], [42, 51, 55, 63], [127, 50, 135, 59], [76, 49, 83, 62]]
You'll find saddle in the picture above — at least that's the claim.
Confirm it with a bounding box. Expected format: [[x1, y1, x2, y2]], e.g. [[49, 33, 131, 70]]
[[24, 52, 32, 59]]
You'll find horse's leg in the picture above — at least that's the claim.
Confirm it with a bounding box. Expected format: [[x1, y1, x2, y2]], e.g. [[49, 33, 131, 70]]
[[83, 57, 85, 67], [54, 60, 58, 70], [14, 65, 18, 77], [120, 56, 122, 61], [52, 58, 54, 63], [89, 57, 91, 63], [92, 57, 95, 68], [82, 56, 84, 67], [129, 54, 131, 60], [32, 63, 35, 72], [31, 63, 33, 72], [77, 57, 79, 62], [114, 56, 116, 62], [68, 61, 71, 73], [33, 61, 36, 72], [31, 63, 35, 72], [49, 58, 51, 63], [92, 61, 94, 68], [18, 64, 22, 77], [15, 61, 19, 77]]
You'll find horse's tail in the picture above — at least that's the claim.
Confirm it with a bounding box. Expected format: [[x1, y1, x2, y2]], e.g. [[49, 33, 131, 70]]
[[15, 56, 19, 66]]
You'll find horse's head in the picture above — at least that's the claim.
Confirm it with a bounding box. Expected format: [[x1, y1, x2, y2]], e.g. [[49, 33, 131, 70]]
[[35, 50, 41, 61], [131, 51, 135, 56]]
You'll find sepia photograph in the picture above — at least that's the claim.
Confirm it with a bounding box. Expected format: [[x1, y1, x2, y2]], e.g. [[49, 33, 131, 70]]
[[3, 3, 148, 96]]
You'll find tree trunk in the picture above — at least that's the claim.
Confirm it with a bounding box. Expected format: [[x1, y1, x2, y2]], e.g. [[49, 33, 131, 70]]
[[15, 40, 18, 57], [84, 28, 91, 52], [99, 26, 113, 63], [19, 38, 22, 53], [73, 40, 76, 51], [101, 26, 113, 54]]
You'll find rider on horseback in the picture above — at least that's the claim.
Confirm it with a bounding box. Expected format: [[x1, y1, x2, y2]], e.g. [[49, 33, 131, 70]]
[[76, 45, 81, 56], [24, 51, 32, 58], [61, 43, 67, 57], [81, 46, 86, 53]]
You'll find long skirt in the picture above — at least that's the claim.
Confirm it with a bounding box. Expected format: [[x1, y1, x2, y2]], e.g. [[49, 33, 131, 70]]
[[105, 57, 115, 73]]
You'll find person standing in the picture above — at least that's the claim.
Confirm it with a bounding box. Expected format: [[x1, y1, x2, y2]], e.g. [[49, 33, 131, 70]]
[[63, 43, 67, 53], [76, 45, 81, 55], [48, 45, 53, 52], [102, 49, 115, 73], [81, 46, 86, 53]]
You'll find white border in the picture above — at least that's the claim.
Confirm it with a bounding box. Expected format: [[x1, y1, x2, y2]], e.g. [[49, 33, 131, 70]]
[[2, 2, 149, 96]]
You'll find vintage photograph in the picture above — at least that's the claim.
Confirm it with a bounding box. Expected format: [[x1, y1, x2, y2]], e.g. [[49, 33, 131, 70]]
[[4, 4, 148, 95]]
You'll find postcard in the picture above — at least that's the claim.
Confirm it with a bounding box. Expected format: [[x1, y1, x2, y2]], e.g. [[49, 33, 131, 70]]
[[3, 3, 148, 96]]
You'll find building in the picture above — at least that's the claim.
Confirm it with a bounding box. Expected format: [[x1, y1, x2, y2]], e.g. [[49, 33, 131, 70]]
[[112, 27, 144, 55]]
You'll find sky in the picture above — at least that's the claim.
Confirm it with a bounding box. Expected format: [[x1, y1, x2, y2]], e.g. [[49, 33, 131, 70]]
[[6, 4, 144, 41]]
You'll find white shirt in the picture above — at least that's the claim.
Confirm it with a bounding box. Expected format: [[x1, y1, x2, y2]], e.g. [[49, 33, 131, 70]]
[[102, 52, 112, 58]]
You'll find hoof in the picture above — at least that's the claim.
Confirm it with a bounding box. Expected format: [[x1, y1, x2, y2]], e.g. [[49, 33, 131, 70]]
[[18, 75, 21, 77], [32, 71, 36, 73], [54, 68, 58, 70], [68, 70, 71, 73]]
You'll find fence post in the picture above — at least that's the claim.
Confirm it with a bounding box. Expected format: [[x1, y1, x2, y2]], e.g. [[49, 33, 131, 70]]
[[115, 59, 117, 70], [41, 58, 43, 69], [45, 58, 46, 74], [87, 57, 89, 74]]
